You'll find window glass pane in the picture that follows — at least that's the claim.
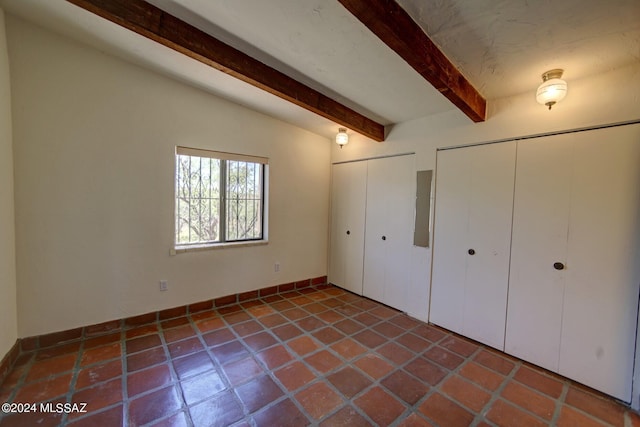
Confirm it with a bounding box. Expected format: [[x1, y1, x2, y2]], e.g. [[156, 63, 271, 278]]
[[225, 160, 263, 241], [175, 154, 221, 244]]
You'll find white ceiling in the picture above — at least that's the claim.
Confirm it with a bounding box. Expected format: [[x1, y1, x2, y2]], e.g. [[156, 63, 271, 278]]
[[2, 0, 639, 139]]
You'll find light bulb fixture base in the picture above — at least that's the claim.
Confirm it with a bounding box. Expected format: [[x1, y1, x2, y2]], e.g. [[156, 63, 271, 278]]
[[335, 128, 349, 148], [536, 69, 567, 110]]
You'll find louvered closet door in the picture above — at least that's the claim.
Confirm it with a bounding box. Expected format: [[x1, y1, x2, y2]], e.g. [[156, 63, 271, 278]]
[[505, 134, 574, 372], [362, 155, 415, 312], [558, 124, 640, 401], [328, 161, 367, 295], [430, 142, 516, 349]]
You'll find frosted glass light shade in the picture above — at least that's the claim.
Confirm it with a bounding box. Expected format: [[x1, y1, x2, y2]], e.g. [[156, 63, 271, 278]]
[[536, 69, 567, 110], [336, 128, 349, 148]]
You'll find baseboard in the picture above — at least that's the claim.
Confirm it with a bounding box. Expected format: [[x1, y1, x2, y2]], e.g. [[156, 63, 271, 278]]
[[16, 275, 327, 354]]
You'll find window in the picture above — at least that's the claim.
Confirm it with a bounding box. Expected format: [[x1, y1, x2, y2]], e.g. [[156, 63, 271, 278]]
[[175, 146, 267, 248]]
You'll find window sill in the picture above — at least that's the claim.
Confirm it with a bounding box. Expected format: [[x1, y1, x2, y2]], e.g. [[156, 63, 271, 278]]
[[172, 240, 268, 255]]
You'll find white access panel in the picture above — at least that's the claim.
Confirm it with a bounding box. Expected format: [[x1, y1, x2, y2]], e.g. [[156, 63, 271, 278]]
[[362, 155, 415, 312], [505, 134, 574, 372], [558, 124, 640, 402], [328, 161, 368, 295], [430, 142, 516, 349]]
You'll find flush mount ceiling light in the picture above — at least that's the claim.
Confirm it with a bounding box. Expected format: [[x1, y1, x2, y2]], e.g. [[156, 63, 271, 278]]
[[336, 128, 349, 148], [536, 69, 568, 110]]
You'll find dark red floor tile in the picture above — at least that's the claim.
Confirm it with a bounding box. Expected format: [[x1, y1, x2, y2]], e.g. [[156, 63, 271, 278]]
[[127, 346, 167, 372], [335, 304, 363, 317], [352, 330, 387, 349], [354, 354, 394, 380], [513, 365, 563, 398], [459, 361, 505, 391], [287, 336, 321, 356], [258, 313, 288, 328], [80, 342, 121, 367], [236, 375, 284, 413], [256, 345, 293, 370], [486, 399, 547, 427], [14, 373, 73, 402], [35, 341, 82, 360], [271, 300, 295, 312], [473, 349, 516, 375], [180, 370, 226, 405], [290, 295, 313, 306], [202, 328, 235, 347], [419, 392, 474, 427], [25, 353, 77, 382], [222, 356, 263, 386], [353, 312, 381, 326], [167, 337, 204, 358], [225, 311, 252, 325], [189, 390, 244, 427], [501, 381, 555, 420], [281, 308, 309, 321], [128, 386, 182, 426], [76, 359, 122, 390], [301, 302, 329, 314], [0, 406, 64, 427], [296, 316, 325, 332], [274, 361, 316, 392], [396, 333, 431, 353], [370, 306, 399, 319], [412, 324, 447, 342], [378, 342, 414, 365], [312, 327, 345, 345], [382, 369, 430, 405], [557, 406, 609, 427], [328, 366, 372, 398], [125, 324, 159, 340], [172, 351, 214, 380], [397, 413, 436, 427], [404, 357, 448, 386], [126, 334, 162, 354], [354, 386, 406, 426], [373, 321, 404, 338], [439, 336, 478, 357], [67, 405, 123, 427], [304, 350, 342, 374], [232, 320, 264, 337], [246, 304, 275, 318], [333, 319, 365, 335], [163, 324, 196, 343], [330, 338, 367, 360], [424, 346, 464, 370], [319, 405, 370, 427], [316, 310, 345, 323], [564, 385, 625, 426], [195, 317, 225, 333], [160, 316, 190, 330], [295, 381, 343, 420], [390, 315, 422, 331], [252, 398, 309, 427], [440, 375, 492, 412], [127, 363, 173, 397], [150, 411, 189, 427], [243, 331, 278, 352], [272, 324, 304, 342], [70, 377, 122, 415], [210, 340, 248, 365]]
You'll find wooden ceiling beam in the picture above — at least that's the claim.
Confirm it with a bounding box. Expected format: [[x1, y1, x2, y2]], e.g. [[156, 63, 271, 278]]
[[66, 0, 386, 141], [337, 0, 486, 122]]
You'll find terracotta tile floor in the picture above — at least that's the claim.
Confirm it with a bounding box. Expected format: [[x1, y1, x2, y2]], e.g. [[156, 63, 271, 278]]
[[1, 285, 638, 426]]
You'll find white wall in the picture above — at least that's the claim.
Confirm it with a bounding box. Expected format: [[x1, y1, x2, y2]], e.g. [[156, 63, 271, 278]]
[[7, 16, 330, 338], [0, 8, 18, 360]]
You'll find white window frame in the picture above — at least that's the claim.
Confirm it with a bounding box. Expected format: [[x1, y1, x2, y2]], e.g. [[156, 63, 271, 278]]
[[173, 146, 269, 253]]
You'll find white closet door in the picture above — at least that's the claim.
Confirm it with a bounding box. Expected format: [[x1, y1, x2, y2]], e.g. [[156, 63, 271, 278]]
[[430, 143, 515, 349], [506, 134, 574, 372], [328, 161, 367, 294], [363, 155, 415, 311], [559, 124, 640, 401]]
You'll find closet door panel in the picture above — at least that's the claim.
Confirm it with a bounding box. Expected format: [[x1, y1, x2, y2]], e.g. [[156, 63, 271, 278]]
[[329, 162, 367, 294], [559, 125, 640, 401], [506, 135, 574, 372], [363, 155, 415, 311], [430, 148, 472, 334], [463, 142, 516, 349]]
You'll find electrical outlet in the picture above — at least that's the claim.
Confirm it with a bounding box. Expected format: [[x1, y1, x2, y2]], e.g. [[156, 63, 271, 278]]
[[274, 263, 280, 272], [159, 280, 168, 291]]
